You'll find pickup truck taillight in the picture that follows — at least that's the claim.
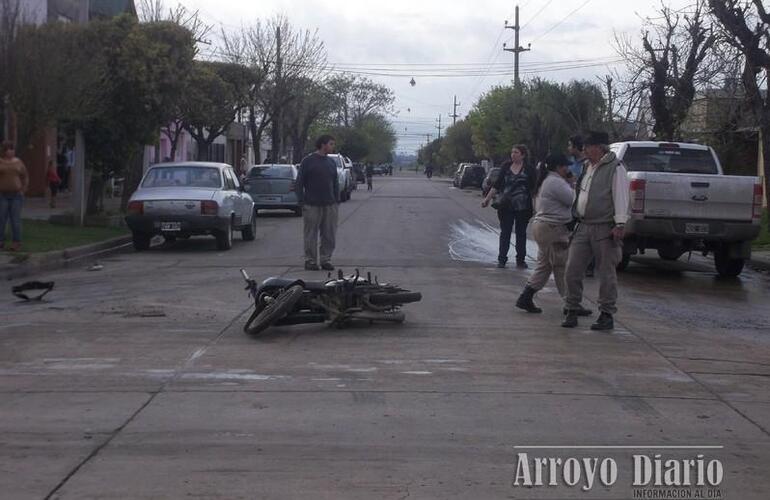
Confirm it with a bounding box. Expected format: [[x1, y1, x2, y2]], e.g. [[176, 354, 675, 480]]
[[201, 200, 218, 215], [753, 183, 764, 220], [630, 179, 646, 215], [127, 201, 143, 215]]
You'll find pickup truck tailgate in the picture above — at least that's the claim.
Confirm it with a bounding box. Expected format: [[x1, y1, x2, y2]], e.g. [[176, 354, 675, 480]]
[[634, 172, 756, 222]]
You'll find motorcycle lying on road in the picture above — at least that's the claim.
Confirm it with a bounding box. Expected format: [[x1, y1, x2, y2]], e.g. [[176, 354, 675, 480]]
[[240, 269, 422, 335]]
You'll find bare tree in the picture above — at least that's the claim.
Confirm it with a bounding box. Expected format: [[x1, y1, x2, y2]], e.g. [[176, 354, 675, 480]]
[[615, 1, 718, 140], [709, 0, 770, 208], [136, 0, 211, 44]]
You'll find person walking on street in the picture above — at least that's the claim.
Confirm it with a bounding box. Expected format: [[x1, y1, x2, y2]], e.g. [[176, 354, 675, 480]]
[[515, 154, 584, 313], [482, 144, 536, 269], [47, 160, 61, 208], [0, 141, 29, 252], [296, 135, 340, 271], [365, 163, 374, 191], [562, 131, 630, 331]]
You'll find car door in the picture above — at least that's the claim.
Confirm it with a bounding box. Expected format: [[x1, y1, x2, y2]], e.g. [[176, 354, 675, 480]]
[[221, 169, 241, 225], [229, 168, 253, 225]]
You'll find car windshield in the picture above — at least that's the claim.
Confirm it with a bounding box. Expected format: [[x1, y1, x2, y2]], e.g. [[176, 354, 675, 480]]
[[142, 167, 221, 188], [622, 146, 718, 174], [249, 165, 294, 179]]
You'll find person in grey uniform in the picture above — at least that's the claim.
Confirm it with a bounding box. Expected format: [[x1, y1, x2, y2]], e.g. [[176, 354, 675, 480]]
[[515, 154, 588, 315], [296, 135, 339, 271], [562, 131, 630, 331]]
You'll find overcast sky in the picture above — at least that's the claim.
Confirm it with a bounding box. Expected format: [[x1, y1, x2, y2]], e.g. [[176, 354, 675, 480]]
[[178, 0, 694, 154]]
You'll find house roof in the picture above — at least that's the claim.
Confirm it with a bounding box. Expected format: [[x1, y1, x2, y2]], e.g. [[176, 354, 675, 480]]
[[89, 0, 136, 20]]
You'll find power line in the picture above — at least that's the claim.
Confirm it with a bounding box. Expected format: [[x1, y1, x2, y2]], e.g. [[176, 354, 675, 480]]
[[521, 0, 554, 29], [531, 0, 595, 44]]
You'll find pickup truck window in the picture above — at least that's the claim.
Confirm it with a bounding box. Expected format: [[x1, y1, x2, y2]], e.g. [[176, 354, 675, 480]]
[[623, 146, 718, 175]]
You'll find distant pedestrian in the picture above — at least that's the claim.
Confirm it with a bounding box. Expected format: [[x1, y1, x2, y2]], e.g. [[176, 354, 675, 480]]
[[567, 135, 586, 180], [365, 163, 374, 191], [515, 154, 575, 313], [562, 131, 629, 331], [47, 160, 61, 208], [425, 165, 433, 179], [481, 144, 536, 269], [567, 134, 595, 277], [0, 141, 29, 252], [296, 135, 339, 271]]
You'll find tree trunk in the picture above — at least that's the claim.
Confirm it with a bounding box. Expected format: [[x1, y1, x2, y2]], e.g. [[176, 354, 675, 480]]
[[86, 173, 105, 216], [762, 121, 770, 215], [120, 148, 144, 212], [196, 137, 210, 161]]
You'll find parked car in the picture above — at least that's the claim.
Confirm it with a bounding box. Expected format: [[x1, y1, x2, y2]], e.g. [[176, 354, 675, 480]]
[[482, 167, 501, 196], [373, 165, 387, 175], [125, 162, 256, 251], [327, 153, 354, 202], [611, 141, 763, 276], [243, 164, 301, 216], [453, 163, 486, 189]]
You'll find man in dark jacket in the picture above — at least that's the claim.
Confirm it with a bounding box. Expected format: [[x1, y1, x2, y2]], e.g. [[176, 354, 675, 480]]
[[296, 135, 339, 271]]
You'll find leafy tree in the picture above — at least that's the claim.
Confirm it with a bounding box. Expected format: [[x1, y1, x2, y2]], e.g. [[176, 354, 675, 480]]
[[76, 15, 196, 213], [439, 119, 477, 167], [327, 75, 395, 127], [183, 60, 254, 161]]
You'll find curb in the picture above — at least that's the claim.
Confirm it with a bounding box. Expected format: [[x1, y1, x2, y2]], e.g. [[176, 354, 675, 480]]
[[1, 234, 133, 281]]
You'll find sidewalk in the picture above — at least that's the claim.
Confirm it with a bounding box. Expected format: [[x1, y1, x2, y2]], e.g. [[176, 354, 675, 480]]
[[750, 248, 770, 272], [22, 191, 123, 222]]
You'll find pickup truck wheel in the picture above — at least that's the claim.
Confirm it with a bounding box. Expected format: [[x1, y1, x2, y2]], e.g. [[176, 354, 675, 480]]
[[657, 248, 683, 261], [132, 232, 151, 251], [241, 210, 257, 241], [216, 219, 234, 251], [714, 251, 744, 277], [616, 253, 631, 272]]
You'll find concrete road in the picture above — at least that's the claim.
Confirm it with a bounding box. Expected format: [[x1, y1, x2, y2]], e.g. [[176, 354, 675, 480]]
[[2, 176, 769, 499]]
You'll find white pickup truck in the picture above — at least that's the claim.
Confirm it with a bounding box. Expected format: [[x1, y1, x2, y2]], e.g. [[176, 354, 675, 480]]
[[610, 141, 763, 277]]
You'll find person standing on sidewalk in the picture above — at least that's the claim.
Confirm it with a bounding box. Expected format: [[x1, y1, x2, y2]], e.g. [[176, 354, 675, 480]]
[[47, 160, 62, 208], [515, 154, 588, 314], [0, 141, 29, 252], [481, 144, 536, 269], [296, 135, 339, 271], [365, 163, 374, 191], [562, 131, 629, 331]]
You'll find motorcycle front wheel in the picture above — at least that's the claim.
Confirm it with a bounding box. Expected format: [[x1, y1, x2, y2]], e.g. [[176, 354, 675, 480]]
[[244, 285, 305, 335]]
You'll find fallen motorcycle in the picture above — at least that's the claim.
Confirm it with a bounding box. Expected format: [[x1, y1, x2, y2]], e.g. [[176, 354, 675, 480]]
[[240, 269, 422, 335]]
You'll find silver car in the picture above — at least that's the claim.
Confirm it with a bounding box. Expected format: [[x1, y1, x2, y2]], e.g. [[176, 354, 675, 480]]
[[327, 153, 354, 202], [125, 162, 256, 251], [243, 164, 301, 216]]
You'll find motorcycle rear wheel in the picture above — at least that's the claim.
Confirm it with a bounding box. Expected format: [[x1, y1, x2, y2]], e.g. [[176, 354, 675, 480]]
[[244, 285, 304, 335]]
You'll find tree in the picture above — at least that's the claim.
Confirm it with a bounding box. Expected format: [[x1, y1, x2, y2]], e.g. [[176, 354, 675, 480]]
[[8, 22, 103, 150], [326, 75, 395, 127], [616, 1, 717, 140], [183, 61, 253, 161], [357, 113, 396, 164], [283, 78, 334, 161], [76, 15, 196, 213], [439, 119, 477, 168], [709, 0, 770, 209]]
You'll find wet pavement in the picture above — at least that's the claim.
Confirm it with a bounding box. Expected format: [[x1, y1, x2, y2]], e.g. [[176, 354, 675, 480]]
[[1, 176, 769, 499]]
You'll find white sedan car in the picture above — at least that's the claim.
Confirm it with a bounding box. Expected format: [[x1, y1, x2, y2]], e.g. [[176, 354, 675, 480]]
[[125, 162, 256, 251]]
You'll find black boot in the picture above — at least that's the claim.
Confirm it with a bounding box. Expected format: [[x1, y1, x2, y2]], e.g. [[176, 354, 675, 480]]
[[516, 286, 542, 313], [590, 312, 614, 331], [561, 311, 578, 328]]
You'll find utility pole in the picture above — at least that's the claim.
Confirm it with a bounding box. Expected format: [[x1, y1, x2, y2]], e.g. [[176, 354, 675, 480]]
[[450, 95, 460, 126], [503, 5, 531, 88], [435, 115, 443, 140], [271, 25, 282, 160]]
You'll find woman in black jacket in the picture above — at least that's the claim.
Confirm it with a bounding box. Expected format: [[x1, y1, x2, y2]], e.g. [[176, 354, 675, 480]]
[[482, 144, 536, 268]]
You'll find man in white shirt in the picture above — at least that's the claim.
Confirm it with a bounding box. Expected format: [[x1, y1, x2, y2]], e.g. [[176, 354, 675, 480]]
[[562, 131, 630, 331]]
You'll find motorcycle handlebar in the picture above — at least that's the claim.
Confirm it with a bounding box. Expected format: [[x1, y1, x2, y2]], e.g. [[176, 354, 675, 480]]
[[240, 269, 250, 282]]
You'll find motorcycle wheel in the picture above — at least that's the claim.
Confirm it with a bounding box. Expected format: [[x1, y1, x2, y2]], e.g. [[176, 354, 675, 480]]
[[368, 291, 422, 306], [244, 285, 304, 335]]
